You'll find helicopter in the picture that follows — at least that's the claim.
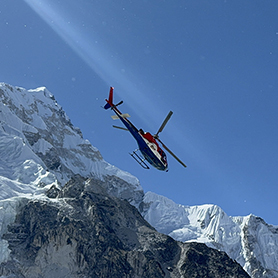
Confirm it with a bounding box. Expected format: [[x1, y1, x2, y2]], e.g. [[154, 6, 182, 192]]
[[104, 87, 187, 171]]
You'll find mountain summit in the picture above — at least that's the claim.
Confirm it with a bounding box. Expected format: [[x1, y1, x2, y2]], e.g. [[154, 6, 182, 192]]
[[0, 83, 265, 277]]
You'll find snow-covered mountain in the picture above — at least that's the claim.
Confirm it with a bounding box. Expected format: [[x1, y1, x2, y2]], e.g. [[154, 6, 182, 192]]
[[0, 83, 142, 200], [141, 192, 278, 278], [0, 83, 143, 266], [0, 82, 273, 277]]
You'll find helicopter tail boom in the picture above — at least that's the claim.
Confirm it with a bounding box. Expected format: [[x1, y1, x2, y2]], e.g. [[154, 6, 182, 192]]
[[104, 87, 114, 109], [105, 86, 124, 110]]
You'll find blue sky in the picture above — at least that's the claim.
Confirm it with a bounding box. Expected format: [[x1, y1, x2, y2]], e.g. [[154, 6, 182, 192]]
[[1, 0, 278, 225]]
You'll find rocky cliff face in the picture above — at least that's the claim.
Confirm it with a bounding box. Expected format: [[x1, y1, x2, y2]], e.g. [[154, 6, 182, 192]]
[[0, 175, 249, 278]]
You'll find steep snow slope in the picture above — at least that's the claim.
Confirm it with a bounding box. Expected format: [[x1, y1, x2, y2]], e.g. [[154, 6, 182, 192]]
[[0, 83, 142, 195], [141, 191, 278, 278]]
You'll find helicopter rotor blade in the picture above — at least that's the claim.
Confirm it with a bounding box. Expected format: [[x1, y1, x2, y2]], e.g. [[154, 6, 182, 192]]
[[155, 111, 173, 138], [112, 125, 128, 131], [157, 138, 187, 168]]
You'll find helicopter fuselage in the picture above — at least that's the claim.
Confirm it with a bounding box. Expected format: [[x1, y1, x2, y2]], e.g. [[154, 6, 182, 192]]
[[110, 104, 168, 171], [104, 86, 168, 171]]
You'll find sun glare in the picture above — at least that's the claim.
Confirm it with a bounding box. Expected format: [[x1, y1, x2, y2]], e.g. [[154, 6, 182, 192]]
[[23, 0, 149, 111], [23, 0, 195, 168]]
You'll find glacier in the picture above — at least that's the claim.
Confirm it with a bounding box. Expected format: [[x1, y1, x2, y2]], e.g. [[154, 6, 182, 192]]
[[0, 82, 276, 277]]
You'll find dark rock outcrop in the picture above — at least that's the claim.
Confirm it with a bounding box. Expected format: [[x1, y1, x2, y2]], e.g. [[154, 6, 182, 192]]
[[0, 176, 250, 278]]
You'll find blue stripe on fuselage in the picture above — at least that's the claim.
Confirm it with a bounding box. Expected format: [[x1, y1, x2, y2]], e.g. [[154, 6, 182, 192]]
[[112, 107, 167, 171]]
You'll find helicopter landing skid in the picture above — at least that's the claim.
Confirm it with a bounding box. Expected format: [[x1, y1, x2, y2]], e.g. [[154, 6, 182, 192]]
[[129, 149, 150, 170]]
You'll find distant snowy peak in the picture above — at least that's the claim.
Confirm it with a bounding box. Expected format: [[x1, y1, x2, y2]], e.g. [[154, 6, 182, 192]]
[[142, 191, 190, 234], [0, 83, 142, 200], [142, 191, 236, 243], [141, 191, 278, 278]]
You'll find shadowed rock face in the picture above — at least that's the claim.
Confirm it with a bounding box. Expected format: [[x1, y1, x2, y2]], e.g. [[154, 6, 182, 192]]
[[0, 176, 250, 278], [179, 242, 248, 278]]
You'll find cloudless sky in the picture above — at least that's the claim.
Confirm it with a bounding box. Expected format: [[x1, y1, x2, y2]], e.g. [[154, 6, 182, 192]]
[[1, 0, 278, 225]]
